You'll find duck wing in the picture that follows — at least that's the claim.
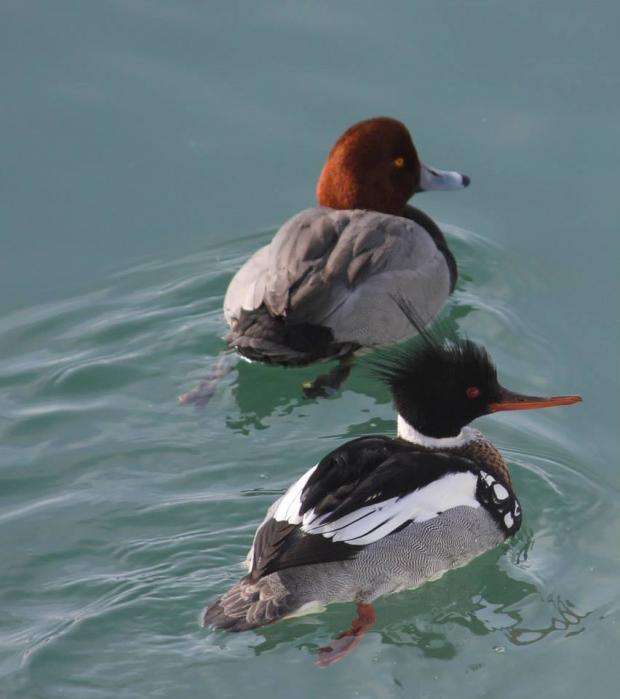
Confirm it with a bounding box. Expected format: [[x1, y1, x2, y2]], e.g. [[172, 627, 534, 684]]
[[268, 208, 451, 345], [225, 207, 453, 347], [248, 436, 518, 581], [223, 244, 270, 325]]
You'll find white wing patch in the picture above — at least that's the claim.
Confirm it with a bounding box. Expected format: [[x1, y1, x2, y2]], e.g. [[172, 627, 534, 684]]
[[273, 464, 318, 524], [493, 483, 509, 501], [300, 471, 479, 546]]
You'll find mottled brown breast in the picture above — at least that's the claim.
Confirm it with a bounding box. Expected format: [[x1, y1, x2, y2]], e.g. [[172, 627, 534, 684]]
[[457, 439, 511, 485]]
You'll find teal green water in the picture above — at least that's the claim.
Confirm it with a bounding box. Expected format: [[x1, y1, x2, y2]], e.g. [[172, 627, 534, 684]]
[[1, 1, 619, 697]]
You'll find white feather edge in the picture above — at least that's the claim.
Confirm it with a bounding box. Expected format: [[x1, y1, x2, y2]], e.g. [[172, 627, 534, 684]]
[[247, 464, 319, 569], [302, 472, 480, 545], [272, 468, 480, 547], [274, 464, 318, 524]]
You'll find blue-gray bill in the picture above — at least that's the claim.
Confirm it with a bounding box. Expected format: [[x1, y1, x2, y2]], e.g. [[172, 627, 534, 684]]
[[417, 163, 470, 191]]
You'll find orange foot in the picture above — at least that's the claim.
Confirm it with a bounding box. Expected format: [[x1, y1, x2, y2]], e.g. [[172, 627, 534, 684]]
[[316, 602, 376, 667]]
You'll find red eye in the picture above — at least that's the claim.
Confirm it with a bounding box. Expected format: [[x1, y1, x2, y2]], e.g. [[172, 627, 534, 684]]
[[466, 386, 480, 399]]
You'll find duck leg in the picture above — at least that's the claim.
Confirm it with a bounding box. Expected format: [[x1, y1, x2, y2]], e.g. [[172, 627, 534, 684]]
[[302, 353, 356, 399], [178, 351, 237, 407], [315, 602, 376, 667]]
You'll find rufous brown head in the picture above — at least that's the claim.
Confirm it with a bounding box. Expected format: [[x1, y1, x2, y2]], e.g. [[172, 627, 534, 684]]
[[316, 117, 469, 216]]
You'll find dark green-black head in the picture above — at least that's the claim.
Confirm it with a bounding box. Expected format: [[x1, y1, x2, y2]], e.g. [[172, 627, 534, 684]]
[[374, 336, 582, 439]]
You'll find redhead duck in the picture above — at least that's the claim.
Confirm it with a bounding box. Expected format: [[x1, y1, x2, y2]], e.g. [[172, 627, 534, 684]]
[[204, 325, 581, 665], [223, 117, 469, 396]]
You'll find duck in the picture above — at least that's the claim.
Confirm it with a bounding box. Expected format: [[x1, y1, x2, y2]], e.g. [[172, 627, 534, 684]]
[[203, 327, 581, 665], [222, 116, 470, 397]]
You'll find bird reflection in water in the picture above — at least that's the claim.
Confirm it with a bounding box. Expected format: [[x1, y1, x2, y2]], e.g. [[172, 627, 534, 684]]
[[246, 539, 590, 662]]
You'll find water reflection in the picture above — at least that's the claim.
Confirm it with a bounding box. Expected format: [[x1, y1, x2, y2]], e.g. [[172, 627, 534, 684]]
[[225, 359, 307, 433], [505, 596, 589, 645], [221, 301, 480, 434], [244, 544, 591, 662]]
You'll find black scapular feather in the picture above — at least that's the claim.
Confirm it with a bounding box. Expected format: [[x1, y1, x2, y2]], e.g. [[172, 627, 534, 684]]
[[250, 518, 357, 579], [250, 437, 480, 579], [303, 437, 478, 523]]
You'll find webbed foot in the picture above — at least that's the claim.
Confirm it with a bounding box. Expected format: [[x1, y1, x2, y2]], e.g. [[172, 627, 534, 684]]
[[178, 352, 237, 407], [315, 602, 376, 667], [302, 354, 355, 399]]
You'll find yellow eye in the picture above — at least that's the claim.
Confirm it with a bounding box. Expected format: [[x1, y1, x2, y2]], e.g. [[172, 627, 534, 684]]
[[394, 157, 405, 168]]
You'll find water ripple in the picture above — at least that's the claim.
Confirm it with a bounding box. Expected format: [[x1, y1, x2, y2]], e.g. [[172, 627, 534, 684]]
[[0, 221, 615, 696]]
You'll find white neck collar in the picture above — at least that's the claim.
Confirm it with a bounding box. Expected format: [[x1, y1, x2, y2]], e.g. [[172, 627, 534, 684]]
[[397, 414, 476, 448]]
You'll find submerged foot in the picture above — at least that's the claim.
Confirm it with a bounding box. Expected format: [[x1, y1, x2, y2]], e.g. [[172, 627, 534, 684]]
[[315, 602, 376, 667], [178, 352, 237, 407], [302, 354, 355, 399]]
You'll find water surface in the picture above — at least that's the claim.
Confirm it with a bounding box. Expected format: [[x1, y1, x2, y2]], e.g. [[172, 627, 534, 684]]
[[1, 2, 619, 698]]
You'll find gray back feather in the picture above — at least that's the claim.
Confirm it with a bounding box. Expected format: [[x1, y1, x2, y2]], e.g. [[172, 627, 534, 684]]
[[225, 207, 451, 346]]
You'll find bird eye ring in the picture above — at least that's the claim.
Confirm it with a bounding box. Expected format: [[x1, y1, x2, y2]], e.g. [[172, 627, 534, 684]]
[[466, 386, 481, 399], [394, 157, 405, 168]]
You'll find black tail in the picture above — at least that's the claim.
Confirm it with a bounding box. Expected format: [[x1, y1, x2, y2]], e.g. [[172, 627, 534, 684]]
[[228, 307, 351, 366]]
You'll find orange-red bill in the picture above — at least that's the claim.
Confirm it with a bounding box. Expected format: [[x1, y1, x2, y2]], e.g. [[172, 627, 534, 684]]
[[489, 387, 582, 413]]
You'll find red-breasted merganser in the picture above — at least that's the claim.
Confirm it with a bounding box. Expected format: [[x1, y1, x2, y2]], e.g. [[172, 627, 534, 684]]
[[203, 333, 581, 665], [222, 116, 469, 396]]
